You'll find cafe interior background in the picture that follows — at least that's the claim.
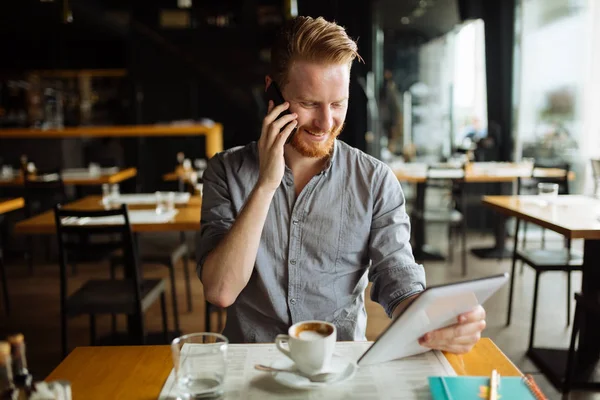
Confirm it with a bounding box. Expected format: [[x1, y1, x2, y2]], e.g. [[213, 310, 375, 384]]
[[1, 0, 599, 398]]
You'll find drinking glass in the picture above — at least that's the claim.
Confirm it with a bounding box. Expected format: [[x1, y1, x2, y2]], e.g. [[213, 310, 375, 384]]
[[171, 333, 228, 399], [1, 165, 14, 178], [155, 191, 175, 214], [522, 157, 535, 174], [88, 162, 101, 176], [110, 184, 120, 199], [537, 182, 559, 206], [101, 184, 111, 208], [538, 182, 559, 197]]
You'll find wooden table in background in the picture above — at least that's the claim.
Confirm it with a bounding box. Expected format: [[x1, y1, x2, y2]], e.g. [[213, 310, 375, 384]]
[[0, 198, 24, 215], [0, 123, 223, 159], [45, 338, 520, 399], [393, 163, 576, 261], [483, 195, 600, 390], [14, 195, 201, 234], [0, 168, 137, 187]]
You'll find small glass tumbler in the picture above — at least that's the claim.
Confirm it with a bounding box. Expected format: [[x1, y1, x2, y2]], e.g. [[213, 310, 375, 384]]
[[88, 162, 101, 176], [101, 184, 111, 208], [538, 182, 559, 205], [110, 184, 120, 199], [171, 333, 228, 399], [1, 165, 14, 178], [155, 191, 175, 214], [522, 157, 535, 174]]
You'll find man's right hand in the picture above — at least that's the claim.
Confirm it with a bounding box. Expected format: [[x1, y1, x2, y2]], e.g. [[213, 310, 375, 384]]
[[257, 100, 298, 192]]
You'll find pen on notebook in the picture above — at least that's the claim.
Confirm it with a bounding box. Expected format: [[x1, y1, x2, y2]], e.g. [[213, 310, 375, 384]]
[[488, 369, 498, 400], [523, 374, 548, 400]]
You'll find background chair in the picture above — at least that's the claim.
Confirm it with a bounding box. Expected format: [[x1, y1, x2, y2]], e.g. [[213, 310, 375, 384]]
[[54, 204, 169, 358], [23, 169, 66, 273], [110, 235, 192, 335], [505, 216, 583, 351], [421, 165, 467, 275]]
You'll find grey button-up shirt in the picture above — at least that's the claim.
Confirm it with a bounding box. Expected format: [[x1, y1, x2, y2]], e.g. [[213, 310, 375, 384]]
[[197, 140, 425, 343]]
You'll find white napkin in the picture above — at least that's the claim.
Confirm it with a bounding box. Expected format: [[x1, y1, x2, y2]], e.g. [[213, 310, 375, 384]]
[[29, 380, 72, 400]]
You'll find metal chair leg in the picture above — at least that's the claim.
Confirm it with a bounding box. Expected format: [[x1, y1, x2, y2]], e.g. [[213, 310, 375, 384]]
[[506, 218, 520, 326], [161, 292, 169, 342], [168, 263, 181, 333], [109, 259, 117, 335], [567, 272, 572, 327], [520, 221, 528, 275], [528, 271, 541, 350]]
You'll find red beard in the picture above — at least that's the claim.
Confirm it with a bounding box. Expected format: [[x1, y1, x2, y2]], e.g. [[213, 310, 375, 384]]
[[290, 123, 345, 158]]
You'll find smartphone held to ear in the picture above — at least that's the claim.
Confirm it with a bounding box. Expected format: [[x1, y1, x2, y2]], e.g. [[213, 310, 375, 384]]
[[265, 82, 297, 144]]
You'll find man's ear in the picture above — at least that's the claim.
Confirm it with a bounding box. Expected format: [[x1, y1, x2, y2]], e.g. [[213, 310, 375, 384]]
[[265, 75, 273, 92]]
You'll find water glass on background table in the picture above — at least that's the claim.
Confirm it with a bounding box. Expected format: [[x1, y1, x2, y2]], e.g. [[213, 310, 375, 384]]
[[171, 333, 228, 399], [1, 165, 14, 178], [155, 191, 175, 214], [88, 162, 101, 176], [101, 184, 111, 208], [110, 184, 120, 199], [537, 182, 559, 206]]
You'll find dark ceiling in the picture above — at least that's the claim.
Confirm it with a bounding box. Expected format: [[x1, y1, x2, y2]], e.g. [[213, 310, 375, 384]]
[[376, 0, 461, 40]]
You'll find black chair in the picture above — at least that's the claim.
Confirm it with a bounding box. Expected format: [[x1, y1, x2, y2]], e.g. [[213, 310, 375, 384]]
[[23, 170, 66, 273], [109, 236, 192, 334], [54, 204, 169, 358], [506, 215, 583, 351], [422, 165, 467, 276]]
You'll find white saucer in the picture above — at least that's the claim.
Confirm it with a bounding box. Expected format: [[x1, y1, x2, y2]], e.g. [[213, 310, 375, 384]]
[[268, 354, 357, 390]]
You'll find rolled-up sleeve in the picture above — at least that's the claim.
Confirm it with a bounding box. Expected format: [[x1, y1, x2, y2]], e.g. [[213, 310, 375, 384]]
[[196, 154, 235, 281], [368, 165, 426, 317]]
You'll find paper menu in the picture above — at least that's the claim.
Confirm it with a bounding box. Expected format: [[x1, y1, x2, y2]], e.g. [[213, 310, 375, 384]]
[[159, 342, 456, 400]]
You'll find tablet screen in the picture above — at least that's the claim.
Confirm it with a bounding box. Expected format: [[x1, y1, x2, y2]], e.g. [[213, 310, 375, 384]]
[[357, 273, 509, 366]]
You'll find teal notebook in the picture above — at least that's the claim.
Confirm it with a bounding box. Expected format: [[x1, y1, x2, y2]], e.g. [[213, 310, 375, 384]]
[[428, 376, 538, 400]]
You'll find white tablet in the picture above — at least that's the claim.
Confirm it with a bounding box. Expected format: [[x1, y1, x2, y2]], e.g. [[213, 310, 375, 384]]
[[357, 273, 509, 366]]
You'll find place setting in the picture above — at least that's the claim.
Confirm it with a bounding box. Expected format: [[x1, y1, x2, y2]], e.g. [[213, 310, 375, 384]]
[[159, 322, 361, 400]]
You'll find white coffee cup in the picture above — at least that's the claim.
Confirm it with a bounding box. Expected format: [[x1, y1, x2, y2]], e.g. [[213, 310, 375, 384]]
[[275, 320, 336, 375]]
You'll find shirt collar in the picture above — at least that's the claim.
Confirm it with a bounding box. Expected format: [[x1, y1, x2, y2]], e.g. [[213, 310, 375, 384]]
[[320, 140, 338, 176]]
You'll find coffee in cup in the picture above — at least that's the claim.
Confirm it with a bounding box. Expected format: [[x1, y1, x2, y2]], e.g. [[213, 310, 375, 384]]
[[275, 320, 336, 375]]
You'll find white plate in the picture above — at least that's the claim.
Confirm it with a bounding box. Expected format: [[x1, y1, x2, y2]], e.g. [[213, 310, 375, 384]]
[[268, 354, 357, 390]]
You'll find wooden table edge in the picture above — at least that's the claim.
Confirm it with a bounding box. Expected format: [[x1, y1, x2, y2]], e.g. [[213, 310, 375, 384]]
[[44, 338, 521, 399], [482, 195, 600, 240], [0, 197, 25, 214]]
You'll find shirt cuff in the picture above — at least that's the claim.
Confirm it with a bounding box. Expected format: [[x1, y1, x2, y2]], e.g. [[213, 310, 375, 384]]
[[386, 283, 425, 318]]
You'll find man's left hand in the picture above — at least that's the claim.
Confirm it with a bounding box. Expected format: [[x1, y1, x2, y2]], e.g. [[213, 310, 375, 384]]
[[418, 305, 486, 354]]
